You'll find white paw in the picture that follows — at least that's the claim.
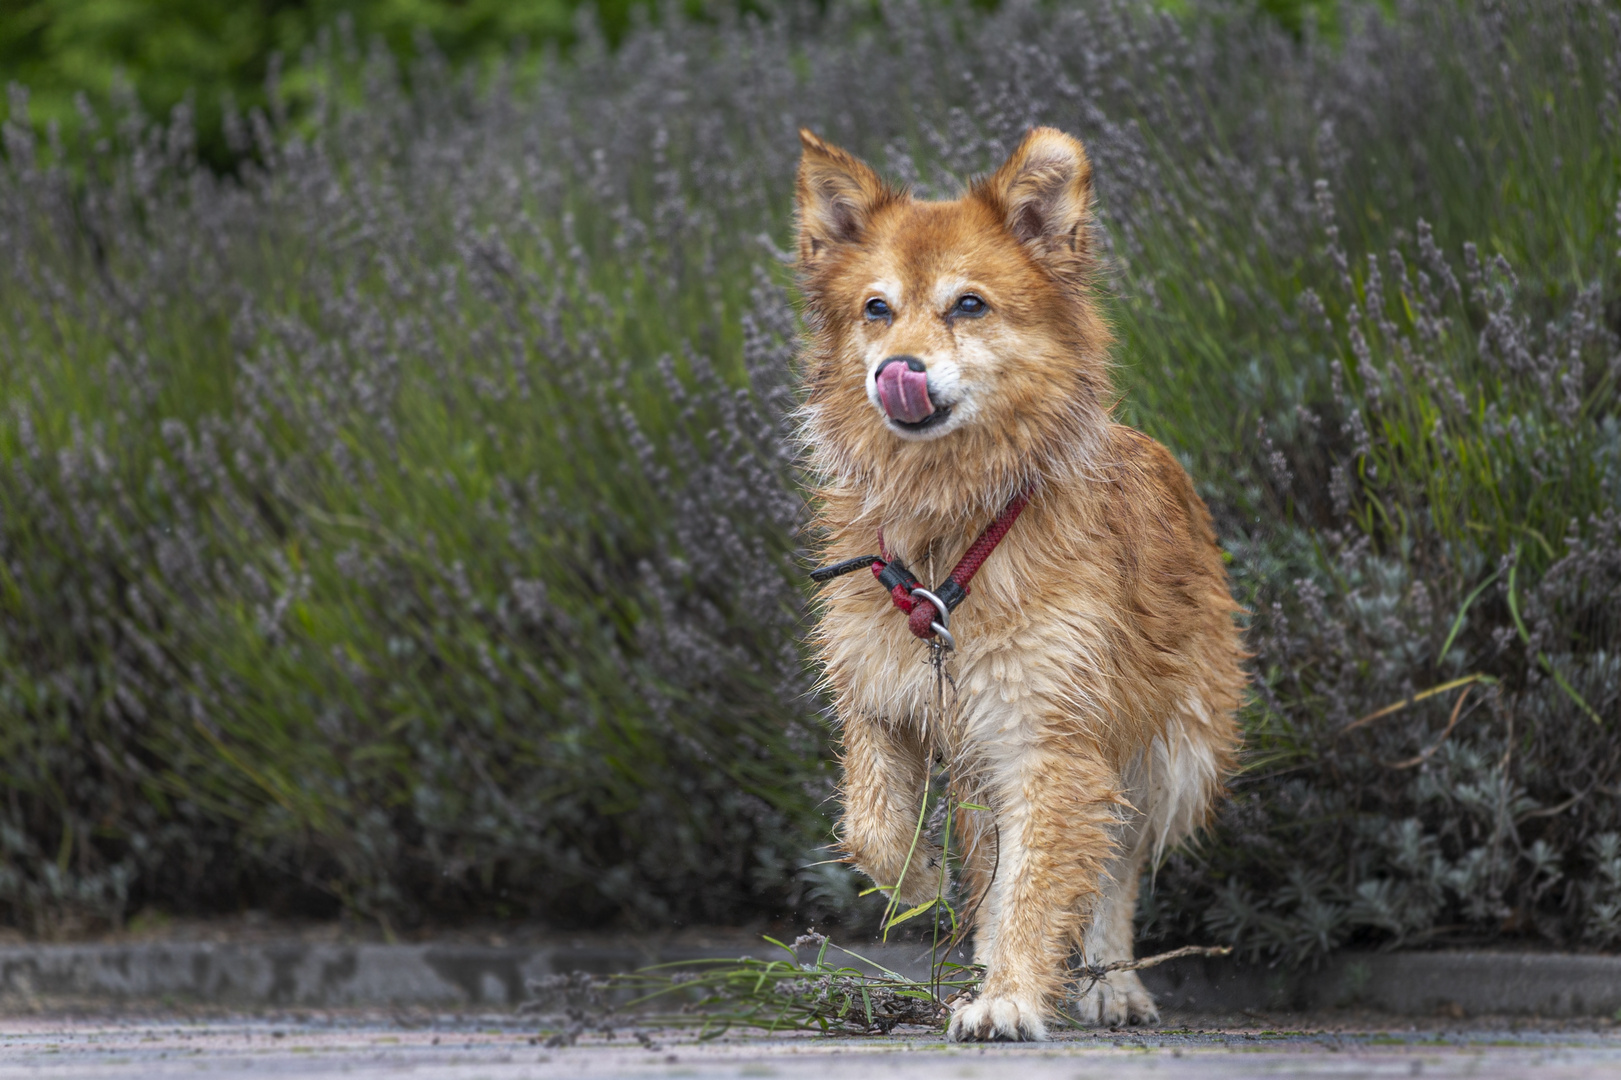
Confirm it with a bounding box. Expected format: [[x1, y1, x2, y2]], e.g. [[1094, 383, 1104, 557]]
[[1072, 971, 1159, 1028], [947, 994, 1048, 1042]]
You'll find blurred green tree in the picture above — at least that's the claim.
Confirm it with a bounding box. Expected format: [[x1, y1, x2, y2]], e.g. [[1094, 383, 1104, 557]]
[[0, 0, 615, 164]]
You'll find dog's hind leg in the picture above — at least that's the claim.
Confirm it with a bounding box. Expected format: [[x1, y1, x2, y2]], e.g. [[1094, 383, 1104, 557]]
[[1072, 715, 1222, 1026], [1072, 851, 1159, 1027]]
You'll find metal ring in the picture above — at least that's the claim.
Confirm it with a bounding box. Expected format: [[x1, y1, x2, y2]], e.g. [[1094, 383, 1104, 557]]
[[909, 588, 949, 629], [930, 622, 956, 650]]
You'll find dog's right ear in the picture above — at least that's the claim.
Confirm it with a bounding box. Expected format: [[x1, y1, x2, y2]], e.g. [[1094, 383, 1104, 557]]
[[796, 130, 893, 266]]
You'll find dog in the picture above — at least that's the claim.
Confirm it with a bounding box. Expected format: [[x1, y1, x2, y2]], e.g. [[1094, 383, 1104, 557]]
[[794, 126, 1246, 1041]]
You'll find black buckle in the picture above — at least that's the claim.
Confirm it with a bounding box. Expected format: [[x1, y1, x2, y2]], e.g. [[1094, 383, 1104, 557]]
[[876, 560, 920, 595]]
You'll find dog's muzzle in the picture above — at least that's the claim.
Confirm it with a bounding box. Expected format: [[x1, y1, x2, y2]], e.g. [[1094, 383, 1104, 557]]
[[874, 356, 935, 424]]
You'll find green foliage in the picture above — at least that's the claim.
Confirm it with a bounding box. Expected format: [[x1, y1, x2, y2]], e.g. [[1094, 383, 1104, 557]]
[[0, 0, 1382, 168], [529, 935, 979, 1039], [0, 28, 822, 928], [0, 0, 1618, 958]]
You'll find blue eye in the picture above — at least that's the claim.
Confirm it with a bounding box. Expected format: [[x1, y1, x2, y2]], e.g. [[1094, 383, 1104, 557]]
[[865, 297, 891, 320], [953, 294, 987, 317]]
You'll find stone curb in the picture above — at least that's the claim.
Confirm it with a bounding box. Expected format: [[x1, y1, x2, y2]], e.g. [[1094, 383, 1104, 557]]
[[0, 941, 1615, 1017], [1148, 950, 1621, 1019]]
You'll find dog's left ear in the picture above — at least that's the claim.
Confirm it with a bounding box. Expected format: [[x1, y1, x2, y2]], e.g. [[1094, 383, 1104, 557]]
[[979, 127, 1094, 277]]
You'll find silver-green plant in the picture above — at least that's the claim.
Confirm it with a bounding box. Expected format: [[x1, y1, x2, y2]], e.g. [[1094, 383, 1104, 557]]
[[0, 0, 1617, 958]]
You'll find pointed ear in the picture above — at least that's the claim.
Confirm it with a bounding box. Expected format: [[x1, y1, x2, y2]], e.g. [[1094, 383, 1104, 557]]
[[795, 129, 896, 266], [978, 127, 1094, 276]]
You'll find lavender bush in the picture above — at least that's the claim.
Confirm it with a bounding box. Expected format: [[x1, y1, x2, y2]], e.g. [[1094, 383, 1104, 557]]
[[1, 0, 1618, 954]]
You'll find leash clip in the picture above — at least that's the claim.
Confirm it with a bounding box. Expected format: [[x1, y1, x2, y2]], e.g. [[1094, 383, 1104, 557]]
[[909, 587, 955, 650]]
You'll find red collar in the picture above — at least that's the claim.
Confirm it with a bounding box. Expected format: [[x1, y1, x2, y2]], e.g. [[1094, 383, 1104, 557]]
[[809, 490, 1031, 649]]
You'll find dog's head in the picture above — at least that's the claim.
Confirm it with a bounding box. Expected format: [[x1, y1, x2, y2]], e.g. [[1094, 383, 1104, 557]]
[[794, 128, 1113, 515]]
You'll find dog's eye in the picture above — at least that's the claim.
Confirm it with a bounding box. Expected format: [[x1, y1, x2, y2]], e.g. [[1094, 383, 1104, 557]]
[[953, 294, 987, 318], [864, 297, 891, 320]]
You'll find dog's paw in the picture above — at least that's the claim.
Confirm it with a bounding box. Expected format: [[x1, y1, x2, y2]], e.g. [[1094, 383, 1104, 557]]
[[947, 994, 1048, 1042], [1072, 971, 1159, 1028]]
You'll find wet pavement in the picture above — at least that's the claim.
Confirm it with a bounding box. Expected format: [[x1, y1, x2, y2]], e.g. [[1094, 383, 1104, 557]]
[[3, 1011, 1621, 1078]]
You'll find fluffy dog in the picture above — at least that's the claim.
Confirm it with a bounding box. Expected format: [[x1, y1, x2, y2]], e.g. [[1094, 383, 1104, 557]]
[[794, 127, 1246, 1041]]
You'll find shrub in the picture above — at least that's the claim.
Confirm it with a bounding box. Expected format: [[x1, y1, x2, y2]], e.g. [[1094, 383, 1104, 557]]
[[1, 0, 1617, 953]]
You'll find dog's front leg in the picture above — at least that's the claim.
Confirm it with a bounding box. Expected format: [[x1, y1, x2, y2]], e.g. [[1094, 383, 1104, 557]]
[[949, 731, 1120, 1042], [838, 715, 942, 906]]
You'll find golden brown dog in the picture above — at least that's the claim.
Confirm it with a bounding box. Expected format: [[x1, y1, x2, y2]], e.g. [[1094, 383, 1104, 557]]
[[795, 127, 1246, 1041]]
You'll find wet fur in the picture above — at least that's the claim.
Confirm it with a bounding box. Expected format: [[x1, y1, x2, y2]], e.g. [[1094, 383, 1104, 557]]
[[794, 128, 1246, 1041]]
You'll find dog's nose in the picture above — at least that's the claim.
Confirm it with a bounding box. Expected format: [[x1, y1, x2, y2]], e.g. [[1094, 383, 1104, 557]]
[[874, 356, 935, 423], [876, 355, 928, 375]]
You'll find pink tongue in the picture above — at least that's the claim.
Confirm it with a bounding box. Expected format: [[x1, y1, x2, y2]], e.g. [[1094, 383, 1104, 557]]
[[876, 363, 935, 424]]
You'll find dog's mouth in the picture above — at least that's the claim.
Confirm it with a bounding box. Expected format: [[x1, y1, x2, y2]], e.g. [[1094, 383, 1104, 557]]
[[875, 357, 954, 433], [887, 406, 954, 433]]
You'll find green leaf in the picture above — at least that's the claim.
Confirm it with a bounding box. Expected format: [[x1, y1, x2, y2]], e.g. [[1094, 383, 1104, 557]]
[[884, 898, 939, 930], [1437, 566, 1501, 663]]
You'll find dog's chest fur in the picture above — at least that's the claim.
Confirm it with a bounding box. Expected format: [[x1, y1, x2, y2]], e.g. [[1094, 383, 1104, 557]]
[[813, 451, 1222, 769]]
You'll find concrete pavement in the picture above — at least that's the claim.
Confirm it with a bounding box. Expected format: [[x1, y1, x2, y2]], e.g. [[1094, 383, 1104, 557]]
[[7, 933, 1621, 1077], [3, 1012, 1621, 1078]]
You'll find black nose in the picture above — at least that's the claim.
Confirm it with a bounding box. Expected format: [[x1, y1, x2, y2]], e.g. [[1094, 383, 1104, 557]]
[[875, 355, 927, 375]]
